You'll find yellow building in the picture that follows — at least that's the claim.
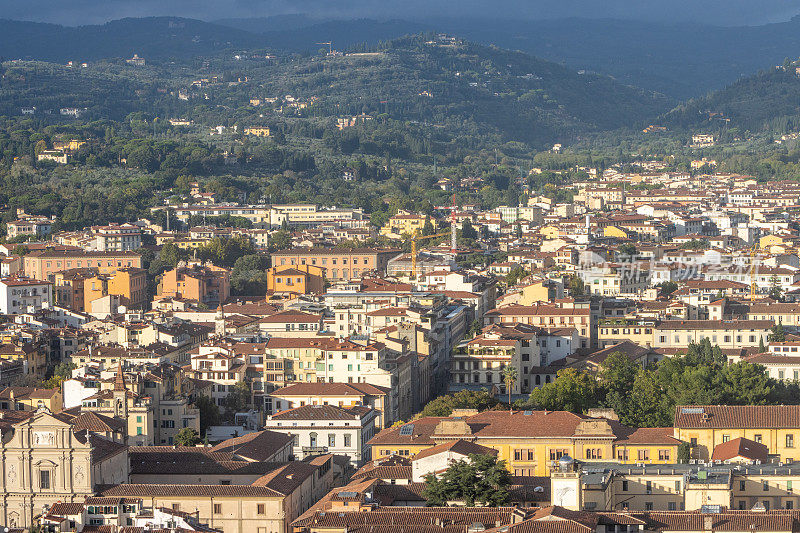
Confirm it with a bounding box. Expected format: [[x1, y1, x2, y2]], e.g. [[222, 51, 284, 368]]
[[380, 211, 435, 238], [266, 264, 326, 295], [245, 126, 271, 137], [369, 410, 681, 476], [598, 318, 657, 348], [603, 226, 632, 239], [0, 387, 63, 412], [0, 343, 47, 377], [673, 405, 800, 463]]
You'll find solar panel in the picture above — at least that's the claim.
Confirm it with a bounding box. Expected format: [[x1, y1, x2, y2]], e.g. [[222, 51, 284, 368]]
[[399, 424, 414, 436], [681, 407, 705, 414]]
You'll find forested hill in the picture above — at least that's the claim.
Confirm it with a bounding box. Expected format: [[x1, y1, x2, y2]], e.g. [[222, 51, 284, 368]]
[[253, 36, 672, 144], [0, 33, 672, 146], [0, 17, 264, 61], [663, 65, 800, 134]]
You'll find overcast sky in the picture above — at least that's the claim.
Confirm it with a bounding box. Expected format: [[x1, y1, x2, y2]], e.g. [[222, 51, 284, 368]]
[[2, 0, 800, 27]]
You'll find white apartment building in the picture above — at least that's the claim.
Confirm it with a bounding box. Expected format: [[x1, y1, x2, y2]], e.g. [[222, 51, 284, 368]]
[[264, 404, 377, 466], [0, 277, 53, 314]]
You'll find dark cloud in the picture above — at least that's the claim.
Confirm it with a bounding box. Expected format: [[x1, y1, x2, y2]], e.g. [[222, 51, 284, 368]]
[[1, 0, 799, 26]]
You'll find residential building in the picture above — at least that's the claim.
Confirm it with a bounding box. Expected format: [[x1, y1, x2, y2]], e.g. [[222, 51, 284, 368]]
[[158, 263, 231, 308], [673, 404, 800, 463], [264, 404, 378, 466], [271, 248, 400, 282], [0, 277, 53, 314], [23, 250, 142, 281]]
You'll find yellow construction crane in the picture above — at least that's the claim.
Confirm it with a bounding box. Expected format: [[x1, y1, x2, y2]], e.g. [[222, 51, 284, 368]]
[[410, 231, 451, 279], [749, 243, 759, 302]]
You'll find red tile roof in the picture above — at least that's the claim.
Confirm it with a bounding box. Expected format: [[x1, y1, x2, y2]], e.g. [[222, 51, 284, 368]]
[[674, 405, 800, 429], [711, 437, 769, 462]]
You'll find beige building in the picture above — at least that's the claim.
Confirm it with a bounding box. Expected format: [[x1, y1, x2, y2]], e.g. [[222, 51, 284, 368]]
[[653, 320, 772, 350], [102, 454, 335, 533], [0, 408, 128, 528]]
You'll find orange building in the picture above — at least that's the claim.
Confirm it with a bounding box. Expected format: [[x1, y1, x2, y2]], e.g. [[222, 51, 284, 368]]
[[266, 264, 325, 295], [23, 250, 142, 281], [84, 267, 148, 310], [270, 247, 400, 282], [158, 263, 230, 307], [53, 268, 96, 312]]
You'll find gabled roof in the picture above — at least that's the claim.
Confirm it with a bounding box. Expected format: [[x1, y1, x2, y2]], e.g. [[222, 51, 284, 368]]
[[675, 405, 800, 429], [411, 439, 497, 461], [208, 430, 294, 462], [711, 437, 769, 463]]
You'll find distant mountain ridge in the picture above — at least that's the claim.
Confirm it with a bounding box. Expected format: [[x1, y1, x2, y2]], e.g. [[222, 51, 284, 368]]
[[0, 17, 263, 61], [662, 65, 800, 133], [5, 15, 800, 100]]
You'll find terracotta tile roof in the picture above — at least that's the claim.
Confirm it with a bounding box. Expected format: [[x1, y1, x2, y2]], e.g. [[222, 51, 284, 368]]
[[370, 410, 612, 447], [411, 439, 498, 461], [130, 448, 282, 476], [268, 404, 373, 421], [711, 437, 770, 462], [639, 510, 799, 532], [47, 502, 85, 516], [101, 483, 284, 498], [485, 305, 590, 317], [0, 387, 60, 400], [655, 320, 773, 331], [612, 425, 681, 445], [674, 405, 800, 429], [70, 411, 126, 433], [257, 310, 321, 324], [271, 382, 389, 397], [208, 430, 293, 462], [251, 461, 319, 494]]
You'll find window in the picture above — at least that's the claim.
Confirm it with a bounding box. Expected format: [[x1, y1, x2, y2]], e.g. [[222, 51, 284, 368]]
[[645, 502, 653, 511], [329, 434, 336, 447], [622, 480, 629, 491], [668, 502, 677, 511], [722, 435, 730, 443], [788, 434, 795, 448], [257, 504, 266, 515], [172, 504, 180, 511], [764, 480, 770, 491], [754, 434, 762, 443], [214, 504, 222, 514], [675, 480, 681, 492], [659, 449, 670, 461], [740, 481, 746, 491], [40, 470, 51, 489], [344, 434, 352, 447], [638, 449, 650, 461]]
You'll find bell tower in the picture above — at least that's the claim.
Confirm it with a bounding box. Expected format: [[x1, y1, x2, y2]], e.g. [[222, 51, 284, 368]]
[[113, 360, 128, 420]]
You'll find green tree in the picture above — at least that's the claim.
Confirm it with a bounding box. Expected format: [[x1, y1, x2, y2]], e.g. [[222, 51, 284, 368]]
[[224, 381, 252, 415], [658, 281, 678, 295], [527, 368, 599, 413], [769, 274, 783, 301], [175, 427, 202, 446], [618, 243, 637, 258], [598, 351, 639, 419], [567, 275, 585, 296], [460, 219, 478, 240], [769, 323, 786, 343], [422, 454, 510, 506], [420, 389, 499, 417], [195, 395, 221, 433], [677, 442, 692, 463], [502, 366, 518, 406], [624, 368, 672, 427]]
